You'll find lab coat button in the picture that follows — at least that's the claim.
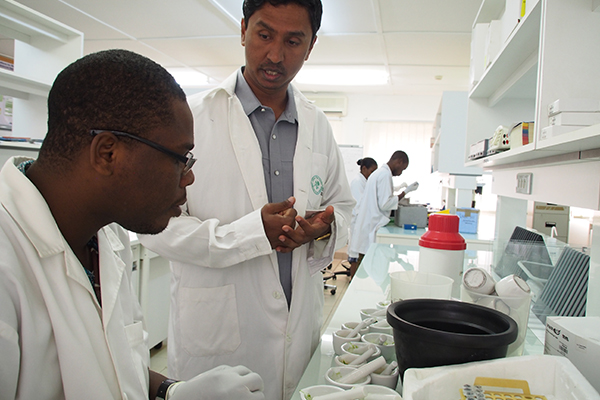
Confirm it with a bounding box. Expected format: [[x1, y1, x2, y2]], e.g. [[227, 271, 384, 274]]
[[286, 334, 292, 343], [272, 134, 277, 140], [274, 170, 280, 176], [272, 291, 281, 299]]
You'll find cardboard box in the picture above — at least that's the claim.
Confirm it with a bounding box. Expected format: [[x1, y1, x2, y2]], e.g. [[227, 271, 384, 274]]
[[484, 20, 502, 68], [540, 125, 578, 140], [544, 316, 600, 394], [548, 98, 600, 116], [509, 121, 534, 148], [469, 23, 489, 89], [456, 208, 479, 234], [550, 111, 600, 126]]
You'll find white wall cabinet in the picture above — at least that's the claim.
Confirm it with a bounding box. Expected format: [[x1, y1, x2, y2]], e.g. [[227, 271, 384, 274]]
[[465, 0, 600, 181], [432, 91, 483, 176], [465, 0, 600, 317], [431, 91, 483, 210], [0, 0, 82, 140]]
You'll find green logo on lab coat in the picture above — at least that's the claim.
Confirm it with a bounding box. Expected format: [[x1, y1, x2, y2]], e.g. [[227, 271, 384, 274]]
[[311, 175, 323, 195]]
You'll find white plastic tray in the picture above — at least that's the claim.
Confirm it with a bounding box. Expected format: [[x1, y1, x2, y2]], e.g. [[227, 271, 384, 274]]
[[402, 355, 600, 400]]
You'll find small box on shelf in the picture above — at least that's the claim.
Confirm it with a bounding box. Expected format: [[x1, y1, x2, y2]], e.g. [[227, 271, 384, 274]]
[[469, 23, 489, 90], [487, 125, 511, 155], [540, 125, 579, 141], [509, 121, 534, 149], [548, 98, 600, 116], [550, 112, 600, 127], [468, 138, 488, 160]]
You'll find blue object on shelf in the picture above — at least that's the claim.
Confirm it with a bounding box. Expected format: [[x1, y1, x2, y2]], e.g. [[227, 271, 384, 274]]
[[404, 224, 417, 230]]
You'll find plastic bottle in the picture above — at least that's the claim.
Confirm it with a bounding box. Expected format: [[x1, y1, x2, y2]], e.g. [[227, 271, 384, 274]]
[[418, 214, 466, 298]]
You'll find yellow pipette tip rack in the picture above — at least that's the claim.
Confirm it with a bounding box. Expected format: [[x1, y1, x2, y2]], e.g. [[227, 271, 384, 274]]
[[460, 377, 547, 400]]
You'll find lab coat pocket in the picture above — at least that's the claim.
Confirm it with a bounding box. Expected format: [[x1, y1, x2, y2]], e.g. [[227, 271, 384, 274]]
[[178, 285, 241, 357], [124, 320, 145, 347], [125, 320, 149, 385], [307, 153, 328, 210]]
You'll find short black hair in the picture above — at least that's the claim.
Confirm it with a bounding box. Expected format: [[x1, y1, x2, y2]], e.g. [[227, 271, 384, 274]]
[[390, 150, 409, 165], [357, 157, 377, 169], [40, 49, 186, 166], [242, 0, 323, 39]]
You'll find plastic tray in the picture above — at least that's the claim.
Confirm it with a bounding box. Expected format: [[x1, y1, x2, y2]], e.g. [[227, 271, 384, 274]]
[[402, 355, 600, 400]]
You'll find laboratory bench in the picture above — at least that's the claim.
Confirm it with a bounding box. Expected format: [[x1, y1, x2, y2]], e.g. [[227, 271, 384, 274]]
[[291, 241, 546, 399], [376, 223, 495, 252]]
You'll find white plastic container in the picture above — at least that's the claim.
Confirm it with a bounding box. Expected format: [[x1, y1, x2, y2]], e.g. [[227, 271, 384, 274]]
[[389, 270, 453, 302], [402, 355, 600, 400], [418, 214, 466, 298]]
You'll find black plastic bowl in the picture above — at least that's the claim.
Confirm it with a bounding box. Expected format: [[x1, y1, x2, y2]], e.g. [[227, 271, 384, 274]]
[[387, 299, 518, 378]]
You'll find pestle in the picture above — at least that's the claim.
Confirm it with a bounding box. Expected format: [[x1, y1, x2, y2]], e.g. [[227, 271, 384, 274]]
[[380, 361, 398, 375], [337, 356, 387, 384], [348, 345, 376, 366]]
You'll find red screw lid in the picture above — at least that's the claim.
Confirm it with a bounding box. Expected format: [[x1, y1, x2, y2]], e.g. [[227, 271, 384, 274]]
[[419, 214, 466, 250]]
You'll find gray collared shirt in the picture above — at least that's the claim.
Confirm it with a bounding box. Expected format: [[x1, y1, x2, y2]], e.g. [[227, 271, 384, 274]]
[[235, 68, 298, 306]]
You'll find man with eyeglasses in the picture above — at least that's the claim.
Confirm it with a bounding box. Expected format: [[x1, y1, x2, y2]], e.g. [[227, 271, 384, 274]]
[[139, 1, 354, 399], [0, 50, 265, 399]]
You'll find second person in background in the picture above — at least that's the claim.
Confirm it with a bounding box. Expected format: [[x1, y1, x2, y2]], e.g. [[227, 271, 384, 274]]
[[347, 157, 378, 278], [139, 0, 354, 399], [348, 151, 418, 268]]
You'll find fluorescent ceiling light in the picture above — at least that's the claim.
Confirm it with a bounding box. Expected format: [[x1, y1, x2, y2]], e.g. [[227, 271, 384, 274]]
[[295, 66, 389, 86], [167, 68, 209, 87]]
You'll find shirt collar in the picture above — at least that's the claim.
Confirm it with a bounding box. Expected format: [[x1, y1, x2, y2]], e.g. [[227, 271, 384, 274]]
[[235, 67, 298, 123], [0, 157, 125, 258]]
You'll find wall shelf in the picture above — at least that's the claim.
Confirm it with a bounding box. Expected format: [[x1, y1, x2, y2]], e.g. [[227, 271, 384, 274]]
[[0, 0, 82, 139], [465, 0, 600, 204]]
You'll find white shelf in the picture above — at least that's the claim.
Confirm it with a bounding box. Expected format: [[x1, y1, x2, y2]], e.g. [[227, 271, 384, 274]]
[[0, 68, 50, 98], [465, 0, 600, 186], [469, 0, 541, 102], [0, 0, 82, 140], [466, 124, 600, 168], [0, 0, 80, 44], [473, 0, 505, 27]]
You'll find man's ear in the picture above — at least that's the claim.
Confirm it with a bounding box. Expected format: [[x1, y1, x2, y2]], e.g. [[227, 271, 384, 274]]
[[241, 18, 247, 46], [305, 35, 317, 61], [89, 132, 119, 176]]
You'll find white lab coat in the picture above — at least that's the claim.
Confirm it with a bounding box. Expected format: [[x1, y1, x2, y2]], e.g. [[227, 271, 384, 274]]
[[348, 163, 397, 256], [350, 173, 367, 203], [139, 72, 354, 400], [0, 157, 149, 400], [347, 173, 367, 258]]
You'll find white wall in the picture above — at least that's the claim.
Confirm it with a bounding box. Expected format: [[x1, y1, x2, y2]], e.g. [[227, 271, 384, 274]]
[[329, 93, 441, 146]]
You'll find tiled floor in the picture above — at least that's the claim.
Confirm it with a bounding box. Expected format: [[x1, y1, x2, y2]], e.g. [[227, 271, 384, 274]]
[[150, 253, 351, 376]]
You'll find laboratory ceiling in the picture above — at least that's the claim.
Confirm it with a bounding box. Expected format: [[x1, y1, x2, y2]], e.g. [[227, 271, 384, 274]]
[[15, 0, 482, 96]]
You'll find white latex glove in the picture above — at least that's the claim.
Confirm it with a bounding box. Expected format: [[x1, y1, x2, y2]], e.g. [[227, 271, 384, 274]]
[[404, 181, 419, 194], [167, 365, 265, 400]]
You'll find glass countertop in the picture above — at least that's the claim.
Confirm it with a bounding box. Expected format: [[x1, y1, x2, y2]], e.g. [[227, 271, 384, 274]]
[[291, 242, 545, 399]]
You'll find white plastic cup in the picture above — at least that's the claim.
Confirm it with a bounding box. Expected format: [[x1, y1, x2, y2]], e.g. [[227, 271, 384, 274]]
[[461, 285, 532, 356], [463, 267, 496, 295], [389, 270, 454, 302]]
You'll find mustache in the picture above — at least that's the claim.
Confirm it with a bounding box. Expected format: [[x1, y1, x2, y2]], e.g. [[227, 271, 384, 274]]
[[259, 62, 285, 75]]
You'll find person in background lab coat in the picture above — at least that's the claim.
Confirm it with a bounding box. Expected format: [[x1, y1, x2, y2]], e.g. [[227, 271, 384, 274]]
[[348, 151, 418, 266], [348, 157, 378, 277], [138, 1, 354, 399], [0, 50, 264, 400]]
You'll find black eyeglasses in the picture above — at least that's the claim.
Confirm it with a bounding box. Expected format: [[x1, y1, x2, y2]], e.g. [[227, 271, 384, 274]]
[[90, 129, 196, 175]]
